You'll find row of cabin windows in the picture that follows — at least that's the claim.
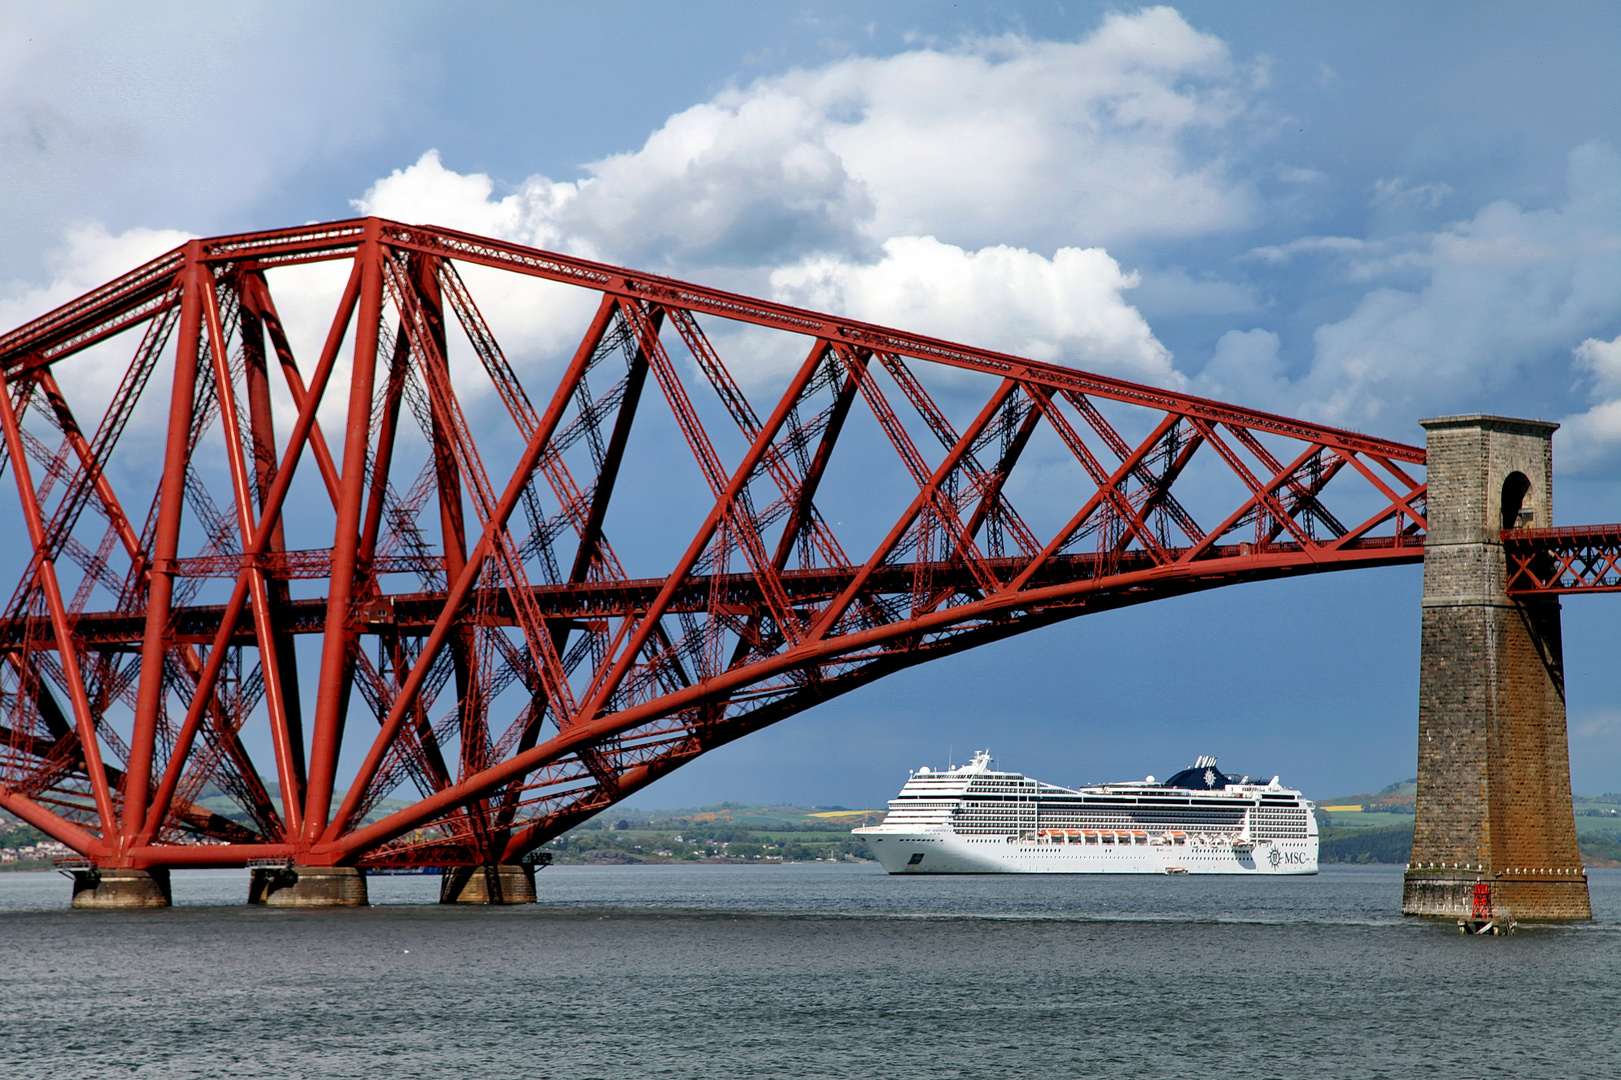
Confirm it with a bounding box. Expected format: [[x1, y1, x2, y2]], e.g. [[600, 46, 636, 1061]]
[[960, 801, 1247, 814], [1019, 833, 1209, 846]]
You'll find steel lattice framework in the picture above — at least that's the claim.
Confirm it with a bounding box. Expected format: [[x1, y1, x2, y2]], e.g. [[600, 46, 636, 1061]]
[[0, 218, 1428, 871], [1505, 524, 1621, 594]]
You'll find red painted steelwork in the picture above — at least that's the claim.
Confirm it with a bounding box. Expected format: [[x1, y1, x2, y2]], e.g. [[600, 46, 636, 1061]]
[[1504, 524, 1621, 594], [0, 219, 1428, 870]]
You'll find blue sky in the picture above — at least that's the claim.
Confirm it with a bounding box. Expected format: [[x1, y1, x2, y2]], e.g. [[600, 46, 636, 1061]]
[[5, 1, 1621, 807]]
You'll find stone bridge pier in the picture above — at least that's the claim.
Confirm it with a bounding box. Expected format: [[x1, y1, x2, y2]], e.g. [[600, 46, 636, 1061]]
[[1404, 416, 1591, 922]]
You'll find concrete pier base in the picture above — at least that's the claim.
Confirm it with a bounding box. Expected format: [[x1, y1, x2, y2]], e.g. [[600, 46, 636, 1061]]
[[439, 863, 537, 904], [1404, 416, 1591, 923], [70, 868, 172, 909], [248, 865, 368, 907], [1404, 869, 1590, 923]]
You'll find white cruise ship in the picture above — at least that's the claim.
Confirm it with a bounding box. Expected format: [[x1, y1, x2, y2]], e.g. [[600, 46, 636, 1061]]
[[854, 752, 1318, 875]]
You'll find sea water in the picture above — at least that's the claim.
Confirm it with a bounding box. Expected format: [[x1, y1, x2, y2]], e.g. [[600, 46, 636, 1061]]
[[2, 864, 1618, 1079]]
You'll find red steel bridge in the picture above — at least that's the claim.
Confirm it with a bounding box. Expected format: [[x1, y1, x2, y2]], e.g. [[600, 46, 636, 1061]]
[[1, 216, 1599, 876]]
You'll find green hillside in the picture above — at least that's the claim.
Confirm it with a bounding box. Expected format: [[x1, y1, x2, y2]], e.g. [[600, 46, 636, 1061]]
[[1318, 824, 1415, 864], [1318, 823, 1621, 866], [1314, 780, 1621, 842], [540, 802, 886, 864], [1314, 778, 1621, 865]]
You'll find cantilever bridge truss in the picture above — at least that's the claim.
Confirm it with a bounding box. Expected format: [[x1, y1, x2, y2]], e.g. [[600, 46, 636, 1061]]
[[0, 218, 1429, 871]]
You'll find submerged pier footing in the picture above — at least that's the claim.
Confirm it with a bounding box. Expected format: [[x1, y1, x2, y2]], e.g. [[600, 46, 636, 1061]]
[[439, 863, 539, 904], [69, 868, 172, 909], [248, 865, 368, 907]]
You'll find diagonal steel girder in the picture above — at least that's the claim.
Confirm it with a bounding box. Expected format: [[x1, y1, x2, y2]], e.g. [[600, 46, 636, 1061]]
[[0, 217, 1427, 870]]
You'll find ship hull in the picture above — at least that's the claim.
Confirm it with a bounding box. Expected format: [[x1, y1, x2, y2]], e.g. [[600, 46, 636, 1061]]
[[859, 830, 1318, 875]]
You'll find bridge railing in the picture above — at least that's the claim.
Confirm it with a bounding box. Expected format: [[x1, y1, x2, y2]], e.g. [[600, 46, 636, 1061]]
[[1504, 524, 1621, 594]]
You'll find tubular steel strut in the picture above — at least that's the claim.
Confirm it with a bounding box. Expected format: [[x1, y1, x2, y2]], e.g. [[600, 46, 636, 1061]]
[[0, 218, 1429, 870]]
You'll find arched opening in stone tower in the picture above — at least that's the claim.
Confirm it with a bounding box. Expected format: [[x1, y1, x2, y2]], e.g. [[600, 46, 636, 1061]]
[[1501, 471, 1533, 530]]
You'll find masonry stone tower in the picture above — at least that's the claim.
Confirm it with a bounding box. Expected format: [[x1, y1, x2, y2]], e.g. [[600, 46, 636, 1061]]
[[1404, 416, 1590, 921]]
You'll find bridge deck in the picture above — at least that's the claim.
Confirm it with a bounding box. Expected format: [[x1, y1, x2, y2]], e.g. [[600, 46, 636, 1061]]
[[1504, 524, 1621, 594]]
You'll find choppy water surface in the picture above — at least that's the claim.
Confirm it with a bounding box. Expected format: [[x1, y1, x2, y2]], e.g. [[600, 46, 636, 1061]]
[[2, 865, 1619, 1079]]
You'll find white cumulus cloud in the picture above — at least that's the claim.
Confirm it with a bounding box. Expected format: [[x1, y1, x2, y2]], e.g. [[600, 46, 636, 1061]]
[[1559, 333, 1621, 470], [1300, 143, 1621, 430], [1, 223, 194, 453], [349, 9, 1246, 389], [356, 6, 1255, 272], [771, 237, 1178, 386], [1574, 332, 1621, 397], [13, 6, 1265, 461], [0, 222, 193, 331], [1197, 143, 1621, 451], [772, 7, 1256, 252]]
